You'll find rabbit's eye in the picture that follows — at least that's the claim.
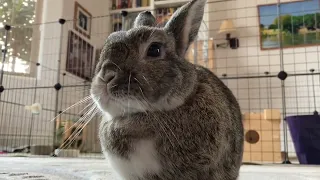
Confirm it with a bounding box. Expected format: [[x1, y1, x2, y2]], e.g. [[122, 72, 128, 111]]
[[147, 43, 162, 57]]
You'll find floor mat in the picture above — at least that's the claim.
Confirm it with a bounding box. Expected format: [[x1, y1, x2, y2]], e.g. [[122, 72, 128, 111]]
[[0, 157, 117, 180], [0, 157, 320, 180]]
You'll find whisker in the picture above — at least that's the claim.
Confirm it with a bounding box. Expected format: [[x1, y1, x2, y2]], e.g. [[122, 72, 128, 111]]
[[78, 100, 98, 116], [141, 75, 155, 90], [128, 96, 173, 148], [138, 86, 147, 100], [137, 94, 180, 148], [59, 123, 84, 150], [133, 77, 143, 86], [159, 112, 181, 147], [58, 106, 99, 150], [131, 97, 171, 144], [109, 60, 122, 71], [62, 104, 98, 135], [156, 109, 181, 148], [142, 75, 150, 85], [62, 113, 95, 150], [153, 115, 175, 148], [49, 95, 93, 122], [131, 96, 148, 115]]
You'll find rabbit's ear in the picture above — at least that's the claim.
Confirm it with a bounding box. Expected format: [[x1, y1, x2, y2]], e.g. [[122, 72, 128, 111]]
[[133, 11, 156, 28], [164, 0, 206, 56]]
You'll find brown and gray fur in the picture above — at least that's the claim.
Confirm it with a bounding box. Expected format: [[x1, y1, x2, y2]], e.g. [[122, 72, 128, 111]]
[[90, 0, 244, 179]]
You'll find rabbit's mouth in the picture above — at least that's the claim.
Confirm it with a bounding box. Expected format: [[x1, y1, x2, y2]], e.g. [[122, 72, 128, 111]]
[[91, 75, 183, 119], [108, 84, 146, 100], [91, 91, 149, 119], [90, 74, 152, 118]]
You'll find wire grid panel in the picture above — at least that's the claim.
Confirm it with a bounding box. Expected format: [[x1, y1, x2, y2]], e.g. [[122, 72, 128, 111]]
[[0, 0, 319, 166], [0, 16, 109, 158], [208, 0, 320, 164], [0, 23, 60, 155], [0, 14, 212, 158]]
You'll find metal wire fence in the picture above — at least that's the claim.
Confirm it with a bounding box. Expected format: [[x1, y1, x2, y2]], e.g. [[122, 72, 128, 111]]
[[0, 0, 319, 166]]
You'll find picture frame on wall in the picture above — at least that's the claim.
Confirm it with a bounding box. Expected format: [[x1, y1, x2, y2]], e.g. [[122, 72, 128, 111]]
[[258, 0, 320, 50], [66, 30, 94, 81], [74, 2, 92, 39]]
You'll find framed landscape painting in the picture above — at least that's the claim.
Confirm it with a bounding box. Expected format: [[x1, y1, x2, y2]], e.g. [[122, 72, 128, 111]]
[[258, 0, 320, 50]]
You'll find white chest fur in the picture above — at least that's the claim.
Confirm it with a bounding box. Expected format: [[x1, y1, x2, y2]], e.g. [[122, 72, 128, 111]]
[[106, 140, 162, 180]]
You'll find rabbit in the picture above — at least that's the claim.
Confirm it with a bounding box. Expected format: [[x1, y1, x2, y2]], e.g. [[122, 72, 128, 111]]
[[90, 0, 244, 179]]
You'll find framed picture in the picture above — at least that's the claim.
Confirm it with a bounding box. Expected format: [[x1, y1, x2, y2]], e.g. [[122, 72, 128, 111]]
[[258, 0, 320, 50], [66, 30, 94, 81], [74, 2, 92, 39]]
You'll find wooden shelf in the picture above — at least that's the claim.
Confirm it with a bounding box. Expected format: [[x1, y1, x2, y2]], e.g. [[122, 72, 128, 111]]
[[108, 0, 192, 32], [110, 6, 152, 14], [154, 0, 189, 8]]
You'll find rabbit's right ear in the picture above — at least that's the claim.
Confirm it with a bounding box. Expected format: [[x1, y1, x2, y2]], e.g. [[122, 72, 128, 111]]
[[164, 0, 206, 57]]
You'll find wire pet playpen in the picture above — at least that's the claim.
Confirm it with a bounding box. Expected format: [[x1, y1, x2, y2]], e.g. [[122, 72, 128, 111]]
[[0, 0, 319, 168], [0, 18, 103, 158], [0, 3, 212, 159]]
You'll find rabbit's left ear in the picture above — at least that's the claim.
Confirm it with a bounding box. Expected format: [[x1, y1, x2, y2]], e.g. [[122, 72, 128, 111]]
[[133, 11, 156, 28], [164, 0, 206, 57]]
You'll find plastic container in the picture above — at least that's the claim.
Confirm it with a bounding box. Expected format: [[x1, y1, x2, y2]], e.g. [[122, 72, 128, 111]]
[[286, 114, 320, 165]]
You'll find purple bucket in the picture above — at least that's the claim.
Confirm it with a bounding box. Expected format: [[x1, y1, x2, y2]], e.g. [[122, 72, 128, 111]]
[[286, 114, 320, 165]]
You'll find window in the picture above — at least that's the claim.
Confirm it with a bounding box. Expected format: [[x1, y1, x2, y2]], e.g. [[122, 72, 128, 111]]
[[0, 0, 38, 74]]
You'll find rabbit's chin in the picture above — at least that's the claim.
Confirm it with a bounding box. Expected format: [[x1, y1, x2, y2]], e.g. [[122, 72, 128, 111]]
[[92, 96, 147, 119], [91, 87, 185, 119], [92, 93, 185, 119]]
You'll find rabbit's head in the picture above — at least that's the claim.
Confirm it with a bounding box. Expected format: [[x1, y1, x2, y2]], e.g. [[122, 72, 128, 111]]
[[91, 0, 206, 117]]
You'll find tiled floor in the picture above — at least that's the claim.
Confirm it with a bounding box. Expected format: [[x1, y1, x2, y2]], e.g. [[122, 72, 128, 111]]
[[0, 157, 320, 180]]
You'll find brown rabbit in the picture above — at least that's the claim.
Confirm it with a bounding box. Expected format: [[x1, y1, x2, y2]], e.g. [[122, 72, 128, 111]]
[[90, 0, 244, 179]]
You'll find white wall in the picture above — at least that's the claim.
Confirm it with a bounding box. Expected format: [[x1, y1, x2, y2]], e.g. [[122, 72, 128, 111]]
[[0, 0, 110, 153], [207, 0, 320, 158]]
